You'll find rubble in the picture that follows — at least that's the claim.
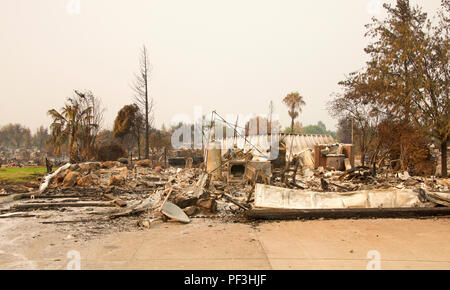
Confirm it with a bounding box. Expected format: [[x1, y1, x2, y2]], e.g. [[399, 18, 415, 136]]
[[63, 171, 81, 187], [135, 159, 152, 168], [0, 148, 49, 168], [0, 136, 448, 236], [254, 184, 430, 210]]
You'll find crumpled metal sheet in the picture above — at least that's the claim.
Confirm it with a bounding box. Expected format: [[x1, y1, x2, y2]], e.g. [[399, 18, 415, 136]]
[[254, 184, 426, 210], [161, 201, 191, 223], [421, 190, 450, 207]]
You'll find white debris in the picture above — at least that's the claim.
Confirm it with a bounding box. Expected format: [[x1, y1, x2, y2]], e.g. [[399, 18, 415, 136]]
[[39, 163, 71, 193]]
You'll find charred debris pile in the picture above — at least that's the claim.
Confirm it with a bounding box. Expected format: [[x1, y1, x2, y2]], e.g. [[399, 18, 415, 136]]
[[0, 137, 449, 227]]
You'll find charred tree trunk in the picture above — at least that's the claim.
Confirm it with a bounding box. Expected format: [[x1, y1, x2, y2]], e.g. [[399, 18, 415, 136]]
[[69, 129, 77, 163], [137, 134, 141, 160], [290, 103, 295, 133], [143, 47, 150, 160], [441, 138, 448, 178], [144, 90, 149, 160], [133, 46, 152, 161], [290, 117, 295, 133]]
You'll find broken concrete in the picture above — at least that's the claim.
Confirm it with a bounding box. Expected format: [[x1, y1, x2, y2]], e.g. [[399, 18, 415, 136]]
[[62, 171, 81, 188]]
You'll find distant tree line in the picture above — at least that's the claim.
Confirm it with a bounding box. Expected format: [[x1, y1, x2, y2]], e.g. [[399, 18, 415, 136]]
[[0, 124, 50, 151], [282, 121, 337, 138]]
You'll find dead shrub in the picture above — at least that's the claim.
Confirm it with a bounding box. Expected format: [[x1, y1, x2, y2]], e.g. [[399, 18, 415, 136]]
[[96, 143, 126, 162]]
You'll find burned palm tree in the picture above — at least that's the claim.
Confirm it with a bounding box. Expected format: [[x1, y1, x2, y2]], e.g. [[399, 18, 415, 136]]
[[48, 93, 98, 163]]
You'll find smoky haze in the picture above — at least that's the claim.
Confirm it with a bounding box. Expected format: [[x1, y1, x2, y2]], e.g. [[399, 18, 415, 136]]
[[0, 0, 442, 132]]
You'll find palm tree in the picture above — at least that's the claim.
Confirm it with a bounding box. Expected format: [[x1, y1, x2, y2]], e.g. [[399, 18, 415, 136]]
[[48, 97, 94, 163], [47, 109, 68, 157], [283, 91, 306, 133]]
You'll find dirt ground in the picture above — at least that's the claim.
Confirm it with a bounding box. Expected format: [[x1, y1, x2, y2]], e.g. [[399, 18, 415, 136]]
[[1, 217, 449, 270]]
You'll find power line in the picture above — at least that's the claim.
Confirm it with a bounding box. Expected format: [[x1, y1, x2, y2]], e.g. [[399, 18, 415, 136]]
[[212, 111, 267, 157]]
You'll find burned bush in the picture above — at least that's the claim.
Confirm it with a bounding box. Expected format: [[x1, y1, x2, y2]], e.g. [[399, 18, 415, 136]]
[[375, 120, 435, 176], [96, 143, 126, 162]]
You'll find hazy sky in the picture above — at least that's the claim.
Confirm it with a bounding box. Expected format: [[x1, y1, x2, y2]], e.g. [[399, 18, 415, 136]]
[[0, 0, 443, 133]]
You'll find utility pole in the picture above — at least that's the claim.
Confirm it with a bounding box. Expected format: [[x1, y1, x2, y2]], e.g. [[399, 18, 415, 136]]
[[233, 116, 239, 149], [269, 101, 274, 132], [268, 100, 274, 153]]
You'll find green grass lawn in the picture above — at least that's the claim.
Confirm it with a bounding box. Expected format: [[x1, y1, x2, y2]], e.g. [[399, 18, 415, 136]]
[[0, 167, 47, 184]]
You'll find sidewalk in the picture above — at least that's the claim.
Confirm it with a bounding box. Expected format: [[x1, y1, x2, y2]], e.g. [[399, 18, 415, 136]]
[[1, 218, 450, 270]]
